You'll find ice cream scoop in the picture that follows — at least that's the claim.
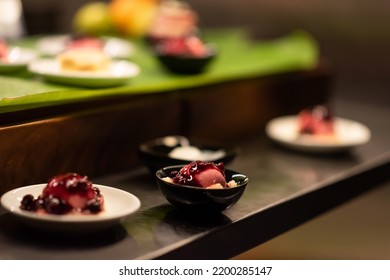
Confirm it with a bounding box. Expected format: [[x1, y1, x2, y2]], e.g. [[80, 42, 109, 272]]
[[168, 160, 227, 188], [298, 105, 334, 135], [156, 163, 248, 211]]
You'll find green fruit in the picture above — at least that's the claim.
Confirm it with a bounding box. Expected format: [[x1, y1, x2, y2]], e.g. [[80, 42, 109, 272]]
[[73, 2, 112, 35]]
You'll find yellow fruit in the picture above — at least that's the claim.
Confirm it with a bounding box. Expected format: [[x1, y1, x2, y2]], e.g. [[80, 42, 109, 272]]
[[73, 2, 113, 35], [109, 0, 158, 38]]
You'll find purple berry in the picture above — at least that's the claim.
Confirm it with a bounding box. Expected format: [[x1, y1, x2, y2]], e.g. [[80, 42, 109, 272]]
[[20, 194, 37, 211]]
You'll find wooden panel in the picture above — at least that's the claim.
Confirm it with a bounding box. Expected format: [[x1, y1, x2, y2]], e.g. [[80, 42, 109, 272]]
[[0, 96, 182, 191]]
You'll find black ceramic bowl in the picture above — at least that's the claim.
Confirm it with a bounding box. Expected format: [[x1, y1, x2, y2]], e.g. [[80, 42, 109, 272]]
[[138, 135, 239, 174], [156, 165, 248, 212], [155, 45, 217, 75]]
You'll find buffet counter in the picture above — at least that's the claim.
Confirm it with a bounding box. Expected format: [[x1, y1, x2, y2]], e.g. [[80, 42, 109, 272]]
[[0, 98, 388, 259], [2, 29, 388, 260]]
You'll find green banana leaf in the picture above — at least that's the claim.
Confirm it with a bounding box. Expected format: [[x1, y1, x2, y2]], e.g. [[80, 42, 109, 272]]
[[0, 28, 319, 113]]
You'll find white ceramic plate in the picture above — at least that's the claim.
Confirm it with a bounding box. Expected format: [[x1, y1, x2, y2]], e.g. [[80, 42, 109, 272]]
[[1, 184, 141, 231], [265, 116, 371, 153], [28, 58, 140, 87], [36, 35, 134, 58], [0, 47, 37, 73]]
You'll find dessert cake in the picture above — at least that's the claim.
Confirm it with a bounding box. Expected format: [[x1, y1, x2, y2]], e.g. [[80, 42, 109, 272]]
[[298, 105, 339, 143], [20, 173, 104, 215], [155, 35, 208, 57], [58, 49, 111, 72], [163, 161, 237, 189]]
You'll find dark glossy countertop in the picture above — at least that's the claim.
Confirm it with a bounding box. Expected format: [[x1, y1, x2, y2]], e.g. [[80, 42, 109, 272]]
[[0, 94, 389, 260]]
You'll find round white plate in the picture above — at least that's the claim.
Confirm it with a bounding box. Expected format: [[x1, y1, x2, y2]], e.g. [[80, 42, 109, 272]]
[[265, 116, 371, 153], [36, 35, 134, 58], [0, 47, 37, 73], [1, 184, 141, 231], [28, 59, 140, 87]]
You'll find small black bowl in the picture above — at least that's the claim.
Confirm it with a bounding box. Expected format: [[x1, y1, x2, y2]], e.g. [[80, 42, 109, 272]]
[[156, 165, 248, 212], [138, 135, 239, 174], [155, 45, 217, 75]]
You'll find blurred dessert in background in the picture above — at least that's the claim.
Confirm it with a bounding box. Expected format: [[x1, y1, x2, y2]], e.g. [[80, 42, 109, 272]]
[[298, 105, 339, 142], [147, 1, 216, 74], [57, 35, 111, 72], [299, 105, 334, 135], [154, 35, 208, 58], [153, 34, 216, 74], [0, 39, 9, 62], [147, 0, 198, 43], [66, 35, 105, 51], [58, 48, 111, 72]]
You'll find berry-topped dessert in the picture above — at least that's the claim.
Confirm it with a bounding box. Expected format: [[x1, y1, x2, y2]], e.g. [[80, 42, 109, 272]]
[[155, 35, 209, 58], [57, 34, 110, 72], [154, 34, 216, 74], [0, 39, 9, 62], [20, 173, 104, 215], [163, 161, 237, 189], [147, 0, 198, 44], [298, 105, 338, 142], [147, 0, 216, 74], [66, 35, 104, 51], [58, 48, 111, 72]]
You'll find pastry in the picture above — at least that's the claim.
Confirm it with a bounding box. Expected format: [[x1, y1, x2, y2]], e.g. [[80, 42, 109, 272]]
[[58, 49, 110, 72]]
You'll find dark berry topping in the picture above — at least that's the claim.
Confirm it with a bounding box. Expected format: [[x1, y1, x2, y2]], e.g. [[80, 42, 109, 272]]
[[19, 173, 104, 215], [44, 196, 71, 215], [20, 194, 37, 211], [298, 105, 335, 135], [155, 35, 208, 58], [87, 200, 102, 213], [169, 160, 226, 187]]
